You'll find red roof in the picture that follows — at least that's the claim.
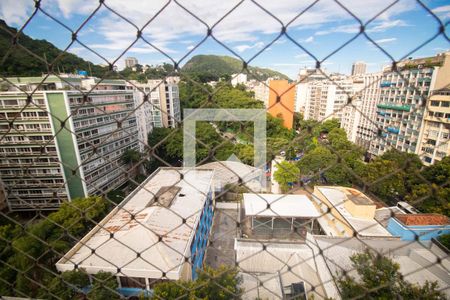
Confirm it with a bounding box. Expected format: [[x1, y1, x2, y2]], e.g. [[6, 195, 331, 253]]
[[395, 214, 450, 226]]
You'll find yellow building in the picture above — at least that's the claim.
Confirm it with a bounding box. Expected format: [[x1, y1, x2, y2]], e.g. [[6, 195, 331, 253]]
[[311, 186, 391, 237]]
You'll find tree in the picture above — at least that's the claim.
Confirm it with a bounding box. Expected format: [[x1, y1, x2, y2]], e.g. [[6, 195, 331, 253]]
[[338, 250, 446, 299], [193, 265, 242, 299], [122, 149, 143, 177], [151, 265, 242, 300], [438, 234, 450, 250], [87, 271, 120, 300], [0, 197, 108, 298], [42, 269, 90, 299], [273, 161, 300, 192], [297, 146, 336, 178], [152, 281, 192, 300]]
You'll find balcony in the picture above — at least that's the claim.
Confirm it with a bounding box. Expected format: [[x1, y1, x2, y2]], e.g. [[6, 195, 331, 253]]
[[377, 103, 411, 112]]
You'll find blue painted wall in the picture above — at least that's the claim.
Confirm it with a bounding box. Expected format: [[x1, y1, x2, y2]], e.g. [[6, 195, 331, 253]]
[[191, 190, 214, 279], [387, 218, 450, 241]]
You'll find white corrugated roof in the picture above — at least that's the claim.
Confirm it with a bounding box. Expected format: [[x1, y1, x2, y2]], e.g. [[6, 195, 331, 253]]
[[236, 239, 328, 299], [243, 193, 321, 218], [316, 187, 391, 237], [56, 168, 214, 280], [198, 161, 262, 192]]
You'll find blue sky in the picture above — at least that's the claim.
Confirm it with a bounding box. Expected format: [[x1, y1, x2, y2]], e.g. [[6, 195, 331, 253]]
[[1, 0, 449, 79]]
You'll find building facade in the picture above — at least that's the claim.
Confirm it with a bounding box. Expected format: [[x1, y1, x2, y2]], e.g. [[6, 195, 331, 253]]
[[0, 76, 139, 210], [267, 80, 296, 129], [369, 52, 450, 159], [417, 87, 450, 165], [302, 75, 356, 122], [351, 61, 367, 76], [128, 78, 181, 152], [124, 57, 138, 69], [387, 214, 450, 241], [341, 73, 382, 147]]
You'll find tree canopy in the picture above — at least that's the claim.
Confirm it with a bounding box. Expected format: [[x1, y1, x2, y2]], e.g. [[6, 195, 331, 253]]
[[338, 250, 446, 299]]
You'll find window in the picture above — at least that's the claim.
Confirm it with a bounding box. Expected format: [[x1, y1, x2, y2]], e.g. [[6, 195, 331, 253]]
[[430, 100, 440, 106]]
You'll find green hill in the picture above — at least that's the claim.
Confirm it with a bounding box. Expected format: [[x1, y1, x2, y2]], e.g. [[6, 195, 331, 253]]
[[0, 19, 107, 77], [182, 54, 290, 82]]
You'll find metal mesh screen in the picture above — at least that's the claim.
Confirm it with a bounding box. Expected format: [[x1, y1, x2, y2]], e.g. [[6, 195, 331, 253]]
[[0, 0, 449, 299]]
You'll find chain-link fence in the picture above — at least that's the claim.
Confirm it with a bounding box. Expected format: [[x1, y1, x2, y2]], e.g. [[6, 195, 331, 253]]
[[0, 0, 449, 299]]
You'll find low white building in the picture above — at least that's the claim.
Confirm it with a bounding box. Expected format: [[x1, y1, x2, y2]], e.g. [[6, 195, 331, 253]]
[[231, 73, 248, 86], [56, 168, 214, 292], [243, 193, 320, 230]]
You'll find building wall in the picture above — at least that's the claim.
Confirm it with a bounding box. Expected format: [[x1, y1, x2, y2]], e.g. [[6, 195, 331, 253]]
[[312, 187, 354, 237], [417, 90, 450, 165], [267, 80, 295, 129], [190, 189, 214, 279], [0, 91, 69, 210], [387, 218, 450, 241], [369, 53, 450, 159], [343, 200, 376, 220], [0, 77, 141, 210], [68, 90, 139, 195]]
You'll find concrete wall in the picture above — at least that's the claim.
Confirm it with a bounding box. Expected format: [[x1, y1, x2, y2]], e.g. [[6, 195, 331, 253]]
[[268, 80, 295, 129], [313, 187, 354, 237], [190, 190, 214, 279], [344, 200, 376, 219], [387, 218, 450, 241]]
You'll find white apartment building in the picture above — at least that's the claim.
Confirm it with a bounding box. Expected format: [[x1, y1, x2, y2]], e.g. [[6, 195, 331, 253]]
[[369, 52, 450, 159], [124, 57, 138, 69], [341, 73, 382, 147], [0, 76, 139, 210], [231, 73, 248, 87], [418, 87, 450, 165], [351, 61, 367, 76], [302, 75, 355, 122], [128, 78, 180, 151]]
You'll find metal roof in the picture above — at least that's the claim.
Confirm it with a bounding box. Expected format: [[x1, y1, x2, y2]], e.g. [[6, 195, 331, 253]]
[[56, 168, 214, 280], [243, 193, 321, 218]]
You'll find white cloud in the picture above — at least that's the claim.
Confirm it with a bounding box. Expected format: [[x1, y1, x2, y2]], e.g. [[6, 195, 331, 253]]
[[432, 5, 450, 19], [0, 0, 34, 25], [315, 24, 359, 35], [366, 19, 408, 33], [295, 53, 310, 59], [187, 45, 195, 50], [303, 36, 314, 43], [372, 38, 397, 44], [234, 41, 264, 53]]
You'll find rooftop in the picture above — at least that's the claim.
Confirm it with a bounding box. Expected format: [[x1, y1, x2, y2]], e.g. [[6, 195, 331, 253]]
[[236, 238, 327, 299], [243, 193, 321, 218], [56, 168, 214, 280], [395, 214, 450, 226], [198, 160, 263, 192], [315, 187, 391, 237]]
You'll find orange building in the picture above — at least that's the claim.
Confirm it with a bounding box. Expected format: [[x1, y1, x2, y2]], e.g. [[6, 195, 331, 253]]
[[267, 80, 295, 129]]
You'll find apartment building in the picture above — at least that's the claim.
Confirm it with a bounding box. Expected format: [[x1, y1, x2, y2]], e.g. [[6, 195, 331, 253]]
[[369, 52, 450, 158], [231, 73, 247, 87], [124, 57, 139, 69], [418, 86, 450, 165], [128, 77, 181, 152], [0, 76, 139, 211], [267, 80, 296, 129], [301, 75, 356, 122], [351, 61, 367, 76], [341, 73, 382, 148]]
